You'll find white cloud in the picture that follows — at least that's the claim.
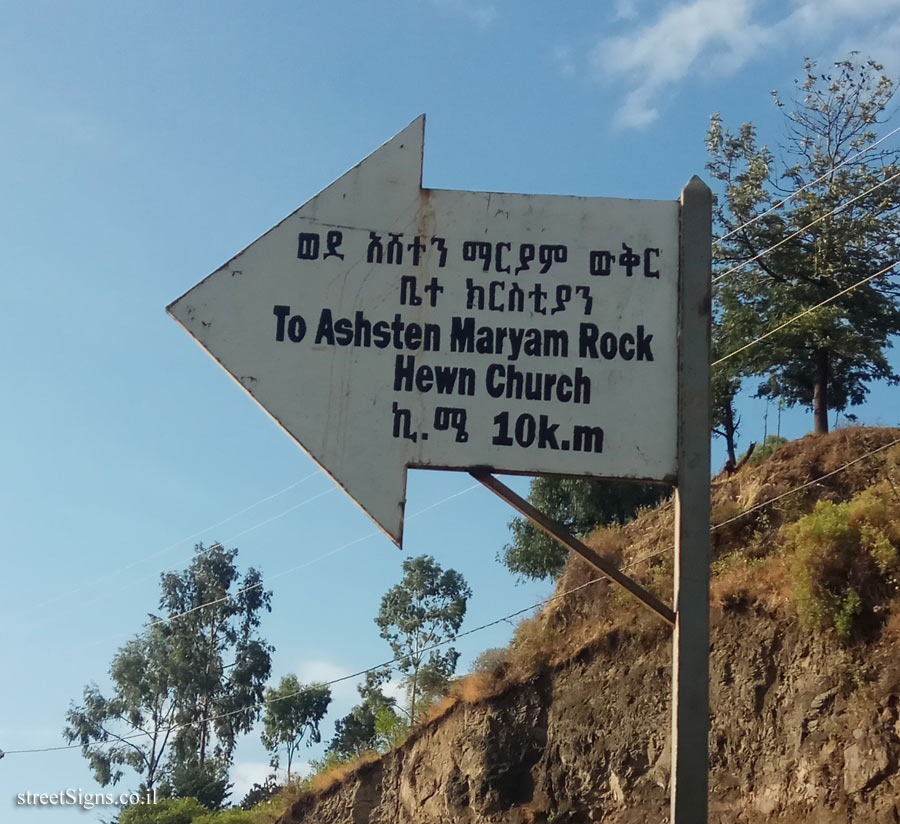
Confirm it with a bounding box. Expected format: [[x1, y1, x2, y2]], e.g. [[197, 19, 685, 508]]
[[594, 0, 767, 129], [296, 658, 361, 706], [787, 0, 900, 34], [593, 0, 900, 129], [381, 676, 407, 707], [837, 19, 900, 74]]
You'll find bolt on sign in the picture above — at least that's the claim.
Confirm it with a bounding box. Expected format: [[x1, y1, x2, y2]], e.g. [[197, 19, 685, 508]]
[[168, 115, 682, 546]]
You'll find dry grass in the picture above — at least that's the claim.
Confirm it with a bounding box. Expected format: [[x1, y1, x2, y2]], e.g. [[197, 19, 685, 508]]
[[710, 557, 791, 612], [288, 426, 900, 809], [417, 695, 456, 725], [543, 427, 900, 634], [885, 602, 900, 645], [449, 670, 495, 702], [308, 751, 381, 794]]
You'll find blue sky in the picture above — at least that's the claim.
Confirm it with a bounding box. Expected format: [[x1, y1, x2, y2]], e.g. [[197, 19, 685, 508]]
[[2, 0, 899, 819]]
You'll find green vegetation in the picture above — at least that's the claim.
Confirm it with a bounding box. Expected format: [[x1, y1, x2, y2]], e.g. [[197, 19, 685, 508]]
[[260, 676, 331, 780], [784, 482, 900, 637], [750, 434, 788, 462], [375, 554, 471, 720], [500, 477, 668, 580], [709, 55, 900, 439], [66, 52, 900, 824], [326, 670, 408, 762], [118, 797, 209, 824], [64, 543, 272, 805]]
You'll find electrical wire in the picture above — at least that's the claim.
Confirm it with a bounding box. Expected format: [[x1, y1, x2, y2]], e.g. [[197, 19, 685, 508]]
[[17, 128, 899, 638], [78, 483, 482, 652], [13, 471, 326, 623], [13, 482, 339, 640], [6, 435, 899, 757], [712, 260, 898, 367], [715, 124, 900, 245], [713, 169, 900, 284]]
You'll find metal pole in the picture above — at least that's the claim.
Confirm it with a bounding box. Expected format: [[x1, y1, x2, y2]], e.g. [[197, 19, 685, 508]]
[[470, 469, 675, 626], [671, 176, 712, 823]]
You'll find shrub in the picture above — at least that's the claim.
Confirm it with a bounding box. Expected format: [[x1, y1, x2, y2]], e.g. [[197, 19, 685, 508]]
[[783, 483, 900, 637], [750, 434, 788, 462], [119, 798, 209, 824], [195, 809, 258, 824], [470, 647, 509, 674]]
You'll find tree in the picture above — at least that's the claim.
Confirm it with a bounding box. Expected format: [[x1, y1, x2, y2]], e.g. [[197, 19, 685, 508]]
[[65, 543, 272, 794], [708, 54, 900, 435], [712, 312, 744, 470], [64, 624, 177, 791], [238, 775, 280, 809], [500, 477, 669, 580], [156, 543, 273, 771], [375, 555, 471, 721], [158, 757, 231, 810], [327, 671, 404, 759], [260, 676, 331, 781]]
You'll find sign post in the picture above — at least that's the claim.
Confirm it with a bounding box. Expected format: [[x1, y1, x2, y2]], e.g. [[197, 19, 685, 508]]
[[672, 177, 712, 822], [168, 116, 711, 822]]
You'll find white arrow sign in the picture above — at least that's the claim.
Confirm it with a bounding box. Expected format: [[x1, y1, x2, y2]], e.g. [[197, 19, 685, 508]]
[[168, 115, 680, 545]]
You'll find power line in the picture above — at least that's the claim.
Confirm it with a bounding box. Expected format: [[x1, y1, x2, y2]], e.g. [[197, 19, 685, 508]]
[[19, 126, 898, 636], [7, 436, 899, 757], [11, 471, 326, 624], [79, 483, 482, 652], [0, 546, 647, 757], [715, 123, 900, 245], [712, 260, 898, 367], [710, 435, 900, 531], [14, 481, 339, 640], [713, 169, 900, 284]]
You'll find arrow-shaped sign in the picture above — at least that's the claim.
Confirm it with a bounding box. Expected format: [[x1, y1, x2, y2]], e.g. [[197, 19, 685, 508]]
[[168, 115, 681, 545]]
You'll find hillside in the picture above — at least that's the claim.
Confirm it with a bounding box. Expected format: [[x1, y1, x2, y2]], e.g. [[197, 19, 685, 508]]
[[280, 426, 900, 824]]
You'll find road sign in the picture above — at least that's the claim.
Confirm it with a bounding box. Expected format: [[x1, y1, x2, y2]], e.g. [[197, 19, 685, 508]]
[[170, 115, 712, 824], [168, 115, 681, 546]]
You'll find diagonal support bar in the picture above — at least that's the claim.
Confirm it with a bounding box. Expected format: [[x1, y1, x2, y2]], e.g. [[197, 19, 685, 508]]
[[469, 469, 675, 627]]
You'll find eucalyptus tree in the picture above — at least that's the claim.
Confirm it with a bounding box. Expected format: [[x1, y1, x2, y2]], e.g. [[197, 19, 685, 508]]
[[64, 624, 177, 792], [156, 543, 273, 771], [375, 555, 471, 720], [260, 675, 330, 781], [64, 543, 273, 795]]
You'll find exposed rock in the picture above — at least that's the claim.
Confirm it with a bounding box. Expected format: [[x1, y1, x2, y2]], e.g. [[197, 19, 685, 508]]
[[280, 611, 900, 824], [843, 741, 890, 794], [280, 429, 900, 824]]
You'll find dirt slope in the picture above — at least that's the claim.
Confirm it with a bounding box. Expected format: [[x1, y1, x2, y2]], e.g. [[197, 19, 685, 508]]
[[281, 427, 900, 824]]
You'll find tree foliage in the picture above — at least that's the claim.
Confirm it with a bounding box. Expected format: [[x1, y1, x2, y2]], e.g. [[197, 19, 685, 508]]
[[500, 478, 669, 580], [64, 543, 272, 795], [327, 671, 404, 760], [237, 775, 280, 810], [157, 544, 273, 770], [260, 676, 331, 780], [64, 624, 178, 790], [158, 757, 231, 810], [375, 555, 471, 721], [708, 54, 900, 435]]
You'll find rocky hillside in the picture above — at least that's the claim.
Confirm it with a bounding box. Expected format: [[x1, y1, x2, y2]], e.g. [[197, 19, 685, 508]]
[[280, 427, 900, 824]]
